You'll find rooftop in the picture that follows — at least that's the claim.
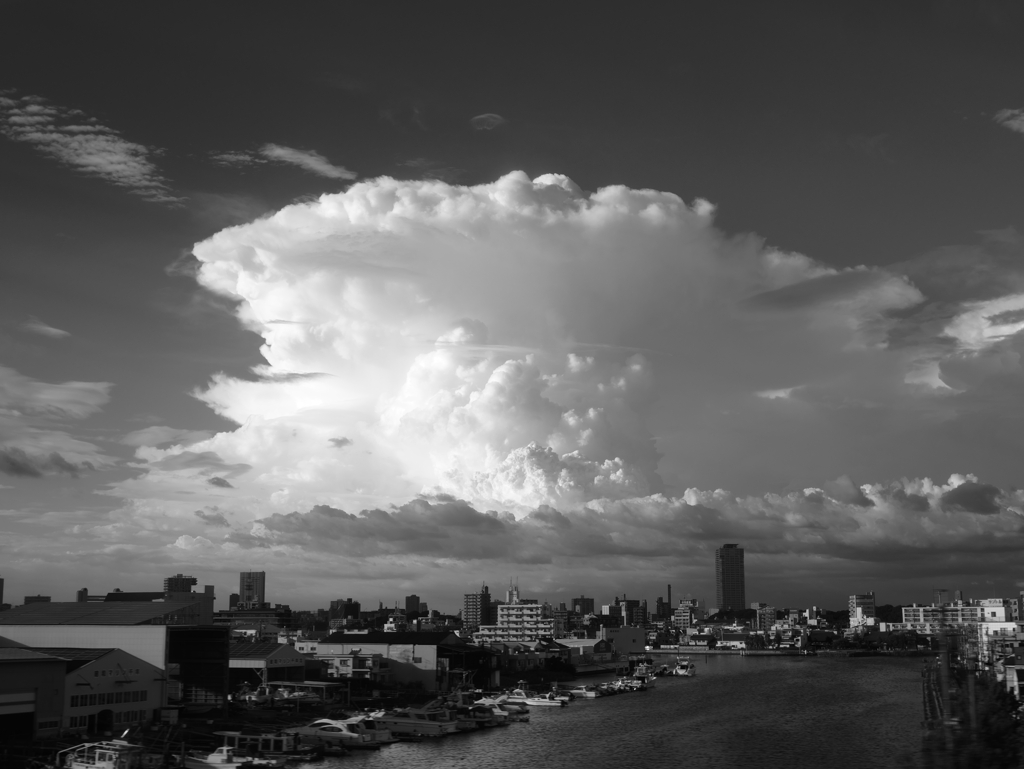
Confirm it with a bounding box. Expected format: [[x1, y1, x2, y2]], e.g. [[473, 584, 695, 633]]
[[229, 641, 303, 660], [29, 647, 116, 671], [322, 631, 463, 645], [0, 647, 63, 662], [0, 601, 201, 626]]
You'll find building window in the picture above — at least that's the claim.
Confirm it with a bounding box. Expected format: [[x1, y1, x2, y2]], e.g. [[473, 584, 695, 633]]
[[38, 720, 59, 729], [141, 691, 147, 702], [115, 692, 123, 704], [412, 656, 422, 663], [88, 694, 97, 706]]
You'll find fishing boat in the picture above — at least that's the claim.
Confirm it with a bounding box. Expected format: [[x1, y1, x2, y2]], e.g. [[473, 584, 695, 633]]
[[214, 729, 324, 759], [672, 655, 697, 676], [57, 740, 145, 769], [631, 660, 658, 687]]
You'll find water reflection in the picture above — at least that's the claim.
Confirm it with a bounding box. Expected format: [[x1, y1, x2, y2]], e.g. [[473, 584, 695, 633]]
[[291, 656, 923, 769]]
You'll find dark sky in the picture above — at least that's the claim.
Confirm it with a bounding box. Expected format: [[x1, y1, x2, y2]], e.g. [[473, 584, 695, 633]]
[[2, 1, 1024, 611]]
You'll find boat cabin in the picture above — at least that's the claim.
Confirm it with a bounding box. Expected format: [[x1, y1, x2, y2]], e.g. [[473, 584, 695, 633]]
[[215, 730, 302, 754], [58, 740, 144, 769]]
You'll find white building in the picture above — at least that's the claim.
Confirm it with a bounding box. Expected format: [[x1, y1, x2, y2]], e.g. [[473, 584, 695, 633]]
[[473, 602, 554, 644]]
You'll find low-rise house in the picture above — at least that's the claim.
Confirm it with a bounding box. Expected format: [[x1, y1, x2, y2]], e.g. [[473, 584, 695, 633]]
[[228, 641, 307, 688], [316, 631, 496, 691], [320, 649, 391, 683]]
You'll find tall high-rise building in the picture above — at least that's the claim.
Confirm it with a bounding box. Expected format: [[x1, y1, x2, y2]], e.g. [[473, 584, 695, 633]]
[[164, 574, 198, 593], [229, 593, 240, 609], [76, 588, 89, 603], [0, 576, 4, 605], [505, 580, 520, 605], [572, 595, 594, 615], [405, 594, 421, 616], [715, 544, 745, 610], [463, 584, 494, 633], [849, 592, 876, 627], [239, 571, 266, 607], [933, 588, 951, 605]]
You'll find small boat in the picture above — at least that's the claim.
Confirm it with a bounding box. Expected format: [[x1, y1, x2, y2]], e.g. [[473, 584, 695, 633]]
[[567, 684, 602, 699], [57, 740, 145, 769], [631, 661, 658, 687], [214, 729, 323, 760], [289, 718, 374, 748], [474, 694, 530, 721], [672, 656, 697, 677], [182, 746, 285, 768], [505, 687, 567, 707], [370, 699, 461, 736]]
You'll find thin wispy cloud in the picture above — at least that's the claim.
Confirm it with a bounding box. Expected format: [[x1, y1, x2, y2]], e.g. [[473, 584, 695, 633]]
[[470, 113, 507, 130], [994, 108, 1024, 135], [0, 92, 181, 204], [21, 316, 70, 339], [212, 144, 356, 180]]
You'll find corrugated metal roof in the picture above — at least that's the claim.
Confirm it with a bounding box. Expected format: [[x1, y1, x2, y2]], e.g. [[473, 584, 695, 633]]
[[30, 647, 115, 661], [229, 641, 302, 660], [0, 601, 198, 625], [0, 647, 62, 662]]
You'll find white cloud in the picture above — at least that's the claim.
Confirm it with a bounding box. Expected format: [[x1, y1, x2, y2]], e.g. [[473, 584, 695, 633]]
[[994, 108, 1024, 135], [210, 144, 356, 181], [0, 92, 180, 204], [0, 365, 113, 476], [470, 113, 507, 130], [259, 144, 355, 179], [21, 316, 70, 339], [101, 170, 1000, 524]]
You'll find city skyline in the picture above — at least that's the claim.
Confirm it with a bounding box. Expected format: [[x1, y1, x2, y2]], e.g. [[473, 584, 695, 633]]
[[2, 5, 1024, 610]]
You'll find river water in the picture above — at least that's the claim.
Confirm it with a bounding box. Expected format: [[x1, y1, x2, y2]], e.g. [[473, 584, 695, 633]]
[[293, 655, 924, 769]]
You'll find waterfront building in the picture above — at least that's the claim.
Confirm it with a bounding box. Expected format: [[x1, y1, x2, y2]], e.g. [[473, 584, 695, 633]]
[[714, 544, 746, 610], [0, 645, 65, 740], [462, 584, 495, 634], [164, 574, 198, 593], [473, 600, 555, 644], [35, 646, 166, 734], [0, 602, 230, 710], [318, 630, 497, 690], [238, 571, 266, 608], [750, 602, 775, 631], [228, 640, 307, 688]]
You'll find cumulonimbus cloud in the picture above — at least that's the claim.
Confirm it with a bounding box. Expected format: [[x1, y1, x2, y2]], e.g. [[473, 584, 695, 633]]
[[0, 92, 180, 204], [89, 172, 1024, 604]]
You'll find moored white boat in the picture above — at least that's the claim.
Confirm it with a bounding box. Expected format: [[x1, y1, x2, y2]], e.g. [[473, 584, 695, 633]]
[[567, 684, 602, 699], [370, 699, 461, 736], [672, 656, 697, 676], [505, 687, 567, 707], [182, 746, 284, 768]]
